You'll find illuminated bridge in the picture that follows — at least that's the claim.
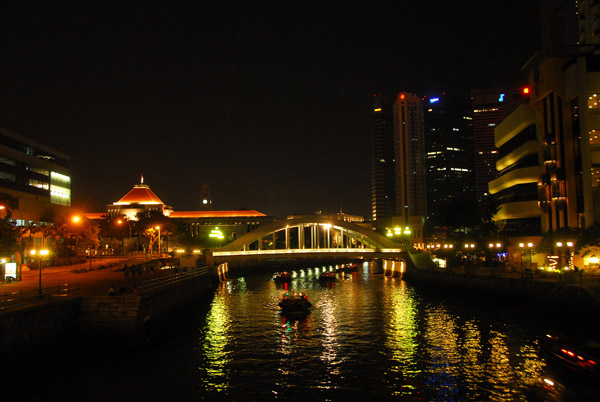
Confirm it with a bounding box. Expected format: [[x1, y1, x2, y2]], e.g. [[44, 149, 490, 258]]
[[205, 217, 415, 271]]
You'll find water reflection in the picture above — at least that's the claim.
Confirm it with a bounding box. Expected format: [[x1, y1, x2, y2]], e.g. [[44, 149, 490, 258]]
[[384, 279, 420, 397], [193, 266, 588, 400], [423, 305, 461, 401], [198, 286, 232, 393]]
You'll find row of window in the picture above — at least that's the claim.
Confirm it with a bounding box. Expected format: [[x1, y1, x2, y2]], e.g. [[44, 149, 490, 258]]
[[0, 132, 70, 169]]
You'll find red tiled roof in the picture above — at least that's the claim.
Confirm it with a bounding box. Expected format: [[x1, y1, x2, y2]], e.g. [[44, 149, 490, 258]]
[[85, 213, 106, 220], [114, 185, 164, 205], [168, 210, 267, 218]]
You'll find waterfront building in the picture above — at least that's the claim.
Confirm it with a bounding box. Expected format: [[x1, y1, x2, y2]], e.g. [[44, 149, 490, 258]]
[[0, 127, 72, 224], [101, 180, 274, 248], [370, 93, 395, 232], [106, 177, 173, 220], [423, 93, 475, 217], [393, 92, 426, 246], [489, 0, 600, 271]]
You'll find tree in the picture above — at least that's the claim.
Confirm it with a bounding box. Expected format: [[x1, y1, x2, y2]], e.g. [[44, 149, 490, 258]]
[[0, 218, 18, 256], [0, 192, 18, 219], [536, 227, 581, 254], [135, 210, 169, 253]]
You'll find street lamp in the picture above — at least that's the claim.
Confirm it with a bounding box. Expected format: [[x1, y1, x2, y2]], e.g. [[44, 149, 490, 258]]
[[555, 241, 575, 271], [519, 242, 534, 279], [155, 225, 161, 255], [487, 242, 503, 273], [117, 219, 132, 255], [30, 248, 49, 295]]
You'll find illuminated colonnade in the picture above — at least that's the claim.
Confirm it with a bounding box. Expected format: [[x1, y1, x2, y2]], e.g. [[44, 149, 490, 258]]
[[216, 217, 400, 254], [241, 223, 376, 251]]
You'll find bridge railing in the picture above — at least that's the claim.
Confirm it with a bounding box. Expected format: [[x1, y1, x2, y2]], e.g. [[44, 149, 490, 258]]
[[137, 266, 209, 293], [0, 282, 80, 314], [213, 248, 407, 257]]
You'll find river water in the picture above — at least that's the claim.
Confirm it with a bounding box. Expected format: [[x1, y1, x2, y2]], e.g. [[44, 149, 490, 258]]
[[19, 262, 600, 401]]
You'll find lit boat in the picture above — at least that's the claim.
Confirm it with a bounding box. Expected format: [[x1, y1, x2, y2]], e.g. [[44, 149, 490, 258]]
[[319, 271, 335, 281], [278, 292, 312, 313], [336, 263, 358, 273], [273, 271, 292, 282], [544, 333, 600, 379]]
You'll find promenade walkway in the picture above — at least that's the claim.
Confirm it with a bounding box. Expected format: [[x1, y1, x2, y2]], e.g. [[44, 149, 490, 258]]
[[0, 255, 162, 296]]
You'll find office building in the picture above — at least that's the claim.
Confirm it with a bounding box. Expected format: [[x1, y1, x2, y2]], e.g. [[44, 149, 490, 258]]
[[393, 92, 426, 245], [0, 127, 72, 224], [370, 94, 396, 231], [491, 0, 600, 237], [423, 93, 475, 216], [471, 88, 525, 200]]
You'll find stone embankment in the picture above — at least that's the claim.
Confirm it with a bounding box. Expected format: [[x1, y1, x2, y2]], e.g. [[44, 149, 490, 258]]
[[0, 265, 216, 361], [403, 254, 600, 316]]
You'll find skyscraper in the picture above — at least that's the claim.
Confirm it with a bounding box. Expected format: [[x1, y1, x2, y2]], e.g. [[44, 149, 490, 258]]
[[423, 93, 475, 216], [370, 94, 395, 231], [393, 92, 426, 244], [471, 88, 524, 200]]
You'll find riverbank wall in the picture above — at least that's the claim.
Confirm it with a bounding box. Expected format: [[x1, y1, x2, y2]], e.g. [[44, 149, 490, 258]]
[[0, 268, 215, 362], [404, 268, 600, 316]]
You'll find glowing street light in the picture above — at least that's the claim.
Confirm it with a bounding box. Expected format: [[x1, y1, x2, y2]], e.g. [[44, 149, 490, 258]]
[[155, 226, 161, 255], [30, 248, 49, 295]]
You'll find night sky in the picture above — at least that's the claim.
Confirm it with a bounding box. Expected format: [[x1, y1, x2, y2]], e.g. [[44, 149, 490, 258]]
[[1, 2, 540, 218]]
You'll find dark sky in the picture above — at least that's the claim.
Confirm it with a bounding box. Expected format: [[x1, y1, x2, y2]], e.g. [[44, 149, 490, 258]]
[[0, 2, 540, 218]]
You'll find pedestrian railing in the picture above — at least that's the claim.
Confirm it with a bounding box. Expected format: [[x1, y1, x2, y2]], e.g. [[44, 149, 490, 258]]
[[137, 267, 210, 294], [0, 282, 80, 314]]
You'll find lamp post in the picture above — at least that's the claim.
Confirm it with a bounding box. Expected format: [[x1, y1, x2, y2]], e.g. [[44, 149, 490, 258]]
[[487, 242, 503, 275], [519, 242, 534, 279], [555, 241, 574, 272], [31, 248, 49, 295], [117, 219, 132, 255], [155, 226, 161, 255]]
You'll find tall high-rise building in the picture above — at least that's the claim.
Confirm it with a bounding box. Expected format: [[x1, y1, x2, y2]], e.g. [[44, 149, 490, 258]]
[[423, 93, 475, 216], [393, 92, 426, 244], [370, 94, 395, 231], [471, 88, 524, 200]]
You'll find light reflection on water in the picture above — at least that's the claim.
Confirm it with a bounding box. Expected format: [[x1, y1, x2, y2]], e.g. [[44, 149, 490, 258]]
[[194, 263, 595, 401]]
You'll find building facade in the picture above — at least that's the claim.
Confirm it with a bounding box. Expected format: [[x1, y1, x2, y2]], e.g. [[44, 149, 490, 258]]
[[471, 88, 525, 200], [423, 93, 475, 216], [0, 127, 72, 224], [103, 181, 274, 249], [370, 93, 396, 231], [393, 92, 426, 245], [491, 0, 600, 238]]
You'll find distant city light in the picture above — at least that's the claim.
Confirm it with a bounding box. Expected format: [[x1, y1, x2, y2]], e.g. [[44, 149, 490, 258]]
[[430, 98, 439, 103]]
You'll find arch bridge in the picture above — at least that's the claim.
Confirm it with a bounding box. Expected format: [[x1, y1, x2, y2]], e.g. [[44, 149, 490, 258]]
[[206, 217, 411, 268]]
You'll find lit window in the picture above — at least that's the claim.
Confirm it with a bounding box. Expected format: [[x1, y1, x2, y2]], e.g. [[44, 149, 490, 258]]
[[590, 129, 600, 145], [588, 94, 600, 110]]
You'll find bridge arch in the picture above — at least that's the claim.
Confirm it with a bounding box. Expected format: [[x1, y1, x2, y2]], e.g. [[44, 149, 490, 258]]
[[216, 217, 400, 252]]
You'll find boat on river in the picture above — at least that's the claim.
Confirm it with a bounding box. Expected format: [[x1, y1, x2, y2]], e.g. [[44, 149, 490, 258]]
[[336, 263, 358, 273], [273, 271, 292, 282], [319, 271, 335, 281], [543, 333, 600, 380], [278, 292, 312, 313]]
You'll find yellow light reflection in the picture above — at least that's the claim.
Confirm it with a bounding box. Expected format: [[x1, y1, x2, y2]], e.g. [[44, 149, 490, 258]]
[[201, 294, 232, 392], [384, 279, 420, 397]]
